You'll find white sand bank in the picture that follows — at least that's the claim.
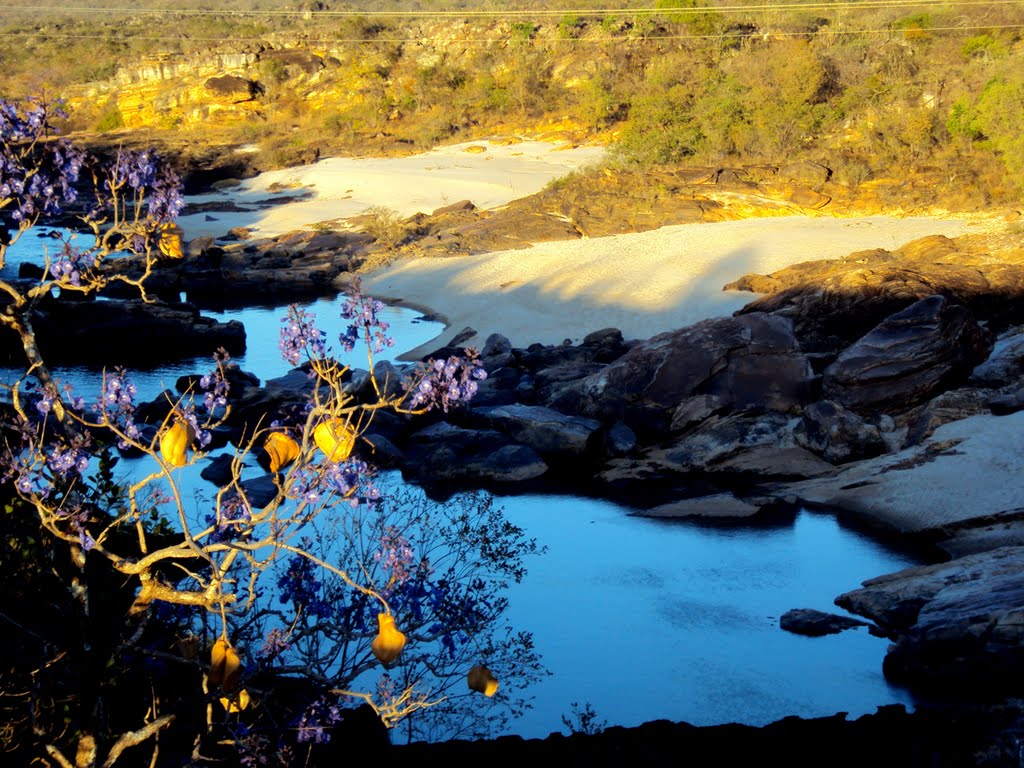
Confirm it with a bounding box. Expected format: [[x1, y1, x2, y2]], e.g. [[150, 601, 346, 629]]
[[364, 214, 988, 359], [177, 140, 604, 240]]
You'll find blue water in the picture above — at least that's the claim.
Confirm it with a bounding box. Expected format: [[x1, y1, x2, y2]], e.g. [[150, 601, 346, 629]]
[[0, 265, 922, 740]]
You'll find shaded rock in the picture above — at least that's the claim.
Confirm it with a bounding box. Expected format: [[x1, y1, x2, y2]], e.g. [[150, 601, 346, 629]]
[[988, 387, 1024, 416], [200, 454, 236, 487], [712, 445, 836, 480], [794, 400, 885, 463], [900, 388, 994, 446], [0, 299, 246, 366], [652, 411, 793, 472], [822, 296, 992, 414], [239, 474, 278, 509], [780, 608, 868, 637], [605, 421, 637, 457], [404, 422, 547, 485], [357, 433, 404, 468], [473, 403, 603, 459], [637, 493, 762, 520], [550, 313, 813, 440], [728, 235, 1024, 355], [204, 75, 258, 101], [432, 199, 476, 216], [970, 326, 1024, 387], [837, 546, 1024, 693], [670, 394, 726, 434]]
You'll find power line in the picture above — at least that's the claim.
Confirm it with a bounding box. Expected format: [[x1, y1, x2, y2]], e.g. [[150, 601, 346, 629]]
[[0, 21, 1020, 44], [1, 0, 1022, 16]]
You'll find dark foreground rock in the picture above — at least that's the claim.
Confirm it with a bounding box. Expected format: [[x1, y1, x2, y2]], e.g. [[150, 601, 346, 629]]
[[393, 703, 1023, 768], [780, 608, 869, 637], [837, 546, 1024, 694], [0, 298, 245, 365]]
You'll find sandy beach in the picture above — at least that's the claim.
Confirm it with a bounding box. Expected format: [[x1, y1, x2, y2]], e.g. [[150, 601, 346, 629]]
[[365, 214, 990, 359]]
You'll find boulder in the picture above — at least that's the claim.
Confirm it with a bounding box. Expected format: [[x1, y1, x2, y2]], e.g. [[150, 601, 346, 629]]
[[404, 422, 548, 485], [728, 235, 1024, 355], [472, 403, 603, 459], [900, 388, 994, 446], [204, 75, 258, 101], [0, 299, 246, 365], [549, 313, 814, 440], [637, 493, 762, 520], [822, 296, 992, 414], [641, 411, 794, 473], [970, 325, 1024, 388], [794, 400, 885, 463], [836, 546, 1024, 693], [780, 608, 869, 637]]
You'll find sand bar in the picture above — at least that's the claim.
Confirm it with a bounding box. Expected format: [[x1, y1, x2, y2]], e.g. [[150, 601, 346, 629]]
[[365, 214, 989, 359]]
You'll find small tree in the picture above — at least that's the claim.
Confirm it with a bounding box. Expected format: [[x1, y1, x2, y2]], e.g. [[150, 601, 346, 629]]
[[0, 97, 542, 766]]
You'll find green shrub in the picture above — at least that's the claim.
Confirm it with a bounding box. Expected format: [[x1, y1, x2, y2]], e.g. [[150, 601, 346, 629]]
[[94, 107, 124, 133]]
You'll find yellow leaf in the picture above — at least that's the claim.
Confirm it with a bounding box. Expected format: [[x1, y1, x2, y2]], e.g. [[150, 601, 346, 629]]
[[313, 418, 356, 462], [264, 431, 300, 473], [371, 612, 405, 665], [209, 637, 229, 687], [467, 665, 499, 697], [160, 419, 194, 467], [220, 689, 251, 713]]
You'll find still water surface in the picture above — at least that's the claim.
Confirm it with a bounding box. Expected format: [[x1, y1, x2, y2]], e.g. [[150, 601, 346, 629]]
[[0, 259, 921, 739]]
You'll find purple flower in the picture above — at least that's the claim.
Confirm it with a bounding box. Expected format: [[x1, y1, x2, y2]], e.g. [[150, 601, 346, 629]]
[[406, 347, 487, 412], [339, 280, 394, 354], [279, 305, 326, 365]]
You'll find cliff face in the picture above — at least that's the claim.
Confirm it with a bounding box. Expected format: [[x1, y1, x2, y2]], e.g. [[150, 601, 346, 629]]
[[63, 21, 617, 135]]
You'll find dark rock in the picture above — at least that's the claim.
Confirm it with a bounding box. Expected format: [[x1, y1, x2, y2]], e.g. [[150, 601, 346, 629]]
[[204, 75, 258, 101], [647, 411, 794, 473], [794, 400, 885, 463], [988, 387, 1024, 415], [259, 48, 324, 76], [837, 545, 1024, 693], [473, 403, 603, 459], [606, 421, 637, 457], [432, 199, 476, 215], [581, 327, 629, 362], [823, 296, 993, 414], [638, 493, 762, 520], [669, 394, 726, 434], [970, 326, 1024, 387], [728, 235, 1024, 355], [357, 433, 404, 468], [901, 387, 994, 445], [404, 422, 547, 485], [550, 313, 813, 440], [0, 299, 246, 366], [200, 454, 236, 487], [780, 608, 868, 637]]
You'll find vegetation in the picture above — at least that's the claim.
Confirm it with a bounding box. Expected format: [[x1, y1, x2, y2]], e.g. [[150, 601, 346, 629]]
[[1, 3, 1022, 201]]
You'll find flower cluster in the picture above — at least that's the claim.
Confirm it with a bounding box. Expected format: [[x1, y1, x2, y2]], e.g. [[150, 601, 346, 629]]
[[277, 546, 330, 619], [46, 441, 90, 479], [100, 148, 184, 225], [294, 696, 343, 744], [49, 241, 91, 286], [407, 347, 488, 412], [339, 281, 393, 354], [199, 351, 231, 413], [257, 628, 290, 663], [284, 459, 382, 509], [374, 526, 416, 585], [207, 493, 252, 543], [279, 305, 326, 366], [97, 368, 141, 449]]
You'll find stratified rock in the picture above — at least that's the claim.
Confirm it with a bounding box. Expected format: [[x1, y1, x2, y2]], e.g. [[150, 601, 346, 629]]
[[794, 400, 885, 463], [204, 75, 258, 101], [550, 313, 813, 440], [900, 388, 993, 446], [472, 404, 603, 459], [780, 608, 868, 637], [836, 546, 1024, 693], [970, 325, 1024, 387], [651, 411, 793, 472], [638, 493, 762, 520], [778, 160, 831, 185], [404, 422, 547, 485], [728, 235, 1024, 355], [822, 296, 992, 414]]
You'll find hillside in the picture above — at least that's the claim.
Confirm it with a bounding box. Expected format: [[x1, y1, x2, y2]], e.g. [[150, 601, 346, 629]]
[[0, 1, 1022, 211]]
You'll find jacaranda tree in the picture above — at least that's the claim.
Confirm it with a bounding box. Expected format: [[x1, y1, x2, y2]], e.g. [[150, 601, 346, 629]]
[[0, 97, 542, 767]]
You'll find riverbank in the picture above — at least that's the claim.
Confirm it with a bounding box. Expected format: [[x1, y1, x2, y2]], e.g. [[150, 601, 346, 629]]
[[363, 214, 993, 359]]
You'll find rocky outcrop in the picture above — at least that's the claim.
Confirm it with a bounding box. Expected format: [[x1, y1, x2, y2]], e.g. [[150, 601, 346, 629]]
[[727, 235, 1024, 355], [793, 400, 885, 463], [822, 296, 993, 414], [0, 298, 245, 365], [549, 313, 814, 440], [779, 608, 869, 637], [837, 546, 1024, 693], [404, 422, 548, 487]]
